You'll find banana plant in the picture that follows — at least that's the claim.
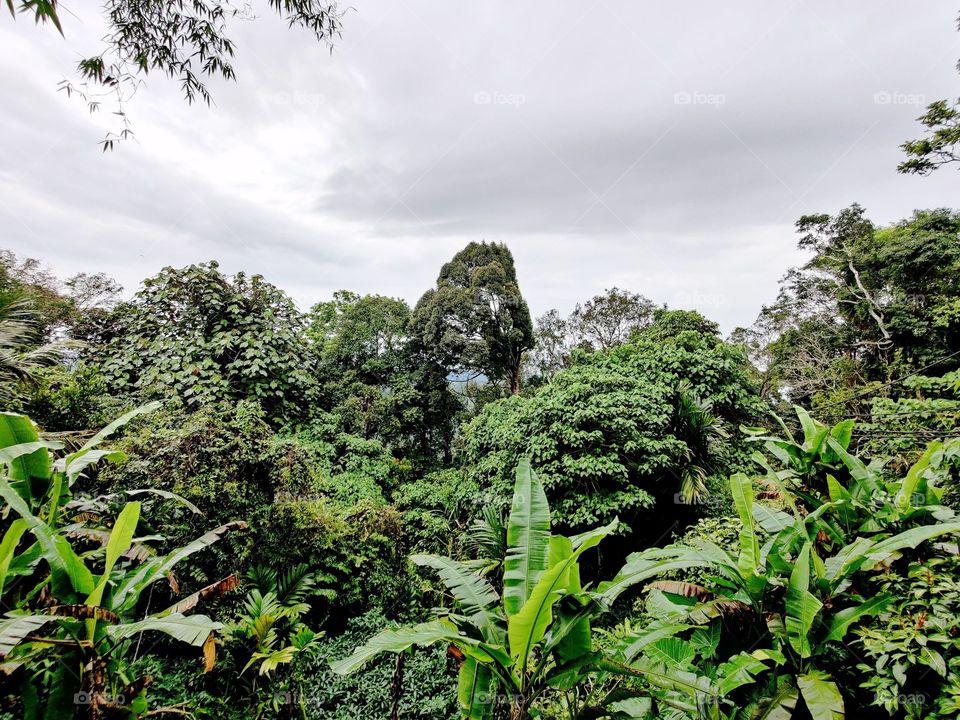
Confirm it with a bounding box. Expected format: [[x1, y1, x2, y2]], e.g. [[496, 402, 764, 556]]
[[331, 459, 642, 720], [0, 408, 245, 719], [603, 467, 960, 720]]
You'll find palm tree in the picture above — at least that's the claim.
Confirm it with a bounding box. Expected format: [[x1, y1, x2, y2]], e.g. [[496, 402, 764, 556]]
[[670, 380, 729, 503], [0, 297, 73, 405]]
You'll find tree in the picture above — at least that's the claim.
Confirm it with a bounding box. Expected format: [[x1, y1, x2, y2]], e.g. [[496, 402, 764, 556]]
[[97, 261, 318, 424], [413, 242, 534, 395], [898, 13, 959, 175], [737, 206, 960, 409], [568, 287, 656, 351], [0, 298, 72, 405], [528, 309, 569, 380], [5, 0, 345, 149], [464, 313, 764, 543], [307, 291, 460, 468]]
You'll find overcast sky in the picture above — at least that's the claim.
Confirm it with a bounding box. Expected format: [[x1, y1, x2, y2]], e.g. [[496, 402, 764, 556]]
[[1, 1, 958, 333]]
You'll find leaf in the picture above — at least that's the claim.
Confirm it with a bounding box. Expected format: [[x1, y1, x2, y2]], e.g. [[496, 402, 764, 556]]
[[0, 615, 55, 655], [107, 613, 221, 646], [203, 636, 217, 673], [731, 473, 760, 577], [863, 521, 960, 570], [457, 657, 493, 720], [507, 520, 614, 672], [0, 519, 27, 597], [784, 544, 822, 659], [648, 581, 712, 601], [158, 575, 240, 617], [329, 620, 469, 675], [0, 413, 51, 481], [503, 459, 551, 618], [77, 401, 161, 452], [85, 502, 140, 638], [411, 555, 500, 640], [751, 681, 799, 720], [824, 594, 892, 642], [0, 477, 93, 599], [614, 622, 691, 662], [797, 671, 843, 720], [111, 520, 246, 612]]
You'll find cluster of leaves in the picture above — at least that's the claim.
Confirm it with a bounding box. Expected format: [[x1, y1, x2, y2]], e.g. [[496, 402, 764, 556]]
[[97, 262, 320, 425], [464, 312, 764, 540]]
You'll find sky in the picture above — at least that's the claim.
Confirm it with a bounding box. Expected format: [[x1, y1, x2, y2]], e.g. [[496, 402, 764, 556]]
[[1, 1, 958, 334]]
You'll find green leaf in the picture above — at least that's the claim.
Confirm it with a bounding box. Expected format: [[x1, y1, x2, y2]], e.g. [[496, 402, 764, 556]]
[[784, 544, 821, 659], [411, 554, 500, 640], [508, 520, 613, 672], [0, 413, 50, 481], [0, 519, 28, 597], [107, 613, 221, 646], [731, 473, 760, 577], [111, 520, 246, 613], [330, 620, 468, 675], [797, 671, 843, 720], [752, 681, 799, 720], [86, 502, 140, 638], [825, 594, 892, 642], [503, 459, 551, 618], [0, 477, 93, 599], [77, 401, 162, 452], [458, 657, 493, 720]]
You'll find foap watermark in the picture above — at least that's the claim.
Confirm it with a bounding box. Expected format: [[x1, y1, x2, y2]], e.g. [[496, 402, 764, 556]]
[[674, 90, 726, 108], [674, 290, 726, 307], [75, 692, 126, 706], [873, 91, 926, 107], [674, 493, 726, 510], [474, 91, 526, 108], [261, 91, 326, 111]]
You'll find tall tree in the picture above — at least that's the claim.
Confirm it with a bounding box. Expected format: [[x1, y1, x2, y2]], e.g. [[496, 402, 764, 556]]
[[568, 286, 655, 351], [412, 242, 534, 395]]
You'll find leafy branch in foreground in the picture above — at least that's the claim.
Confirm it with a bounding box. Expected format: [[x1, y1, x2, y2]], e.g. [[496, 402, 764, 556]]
[[5, 0, 346, 149]]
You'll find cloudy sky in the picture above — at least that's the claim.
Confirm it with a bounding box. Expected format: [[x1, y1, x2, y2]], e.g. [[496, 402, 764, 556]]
[[1, 1, 958, 333]]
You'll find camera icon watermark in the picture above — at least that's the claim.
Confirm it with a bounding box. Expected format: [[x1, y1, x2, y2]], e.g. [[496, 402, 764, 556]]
[[674, 90, 726, 108], [674, 493, 726, 509], [474, 91, 526, 108], [873, 91, 926, 107], [74, 692, 125, 706]]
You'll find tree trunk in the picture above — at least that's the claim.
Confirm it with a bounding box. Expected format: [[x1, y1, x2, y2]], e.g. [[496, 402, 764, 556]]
[[509, 363, 521, 395], [390, 651, 405, 720]]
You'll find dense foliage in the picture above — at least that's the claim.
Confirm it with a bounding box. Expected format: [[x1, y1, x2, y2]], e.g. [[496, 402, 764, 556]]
[[2, 213, 960, 719]]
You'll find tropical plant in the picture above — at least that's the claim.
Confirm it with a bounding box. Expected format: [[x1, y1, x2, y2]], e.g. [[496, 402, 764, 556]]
[[226, 564, 326, 679], [0, 407, 244, 718], [330, 459, 676, 720], [0, 298, 73, 405], [603, 419, 960, 719]]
